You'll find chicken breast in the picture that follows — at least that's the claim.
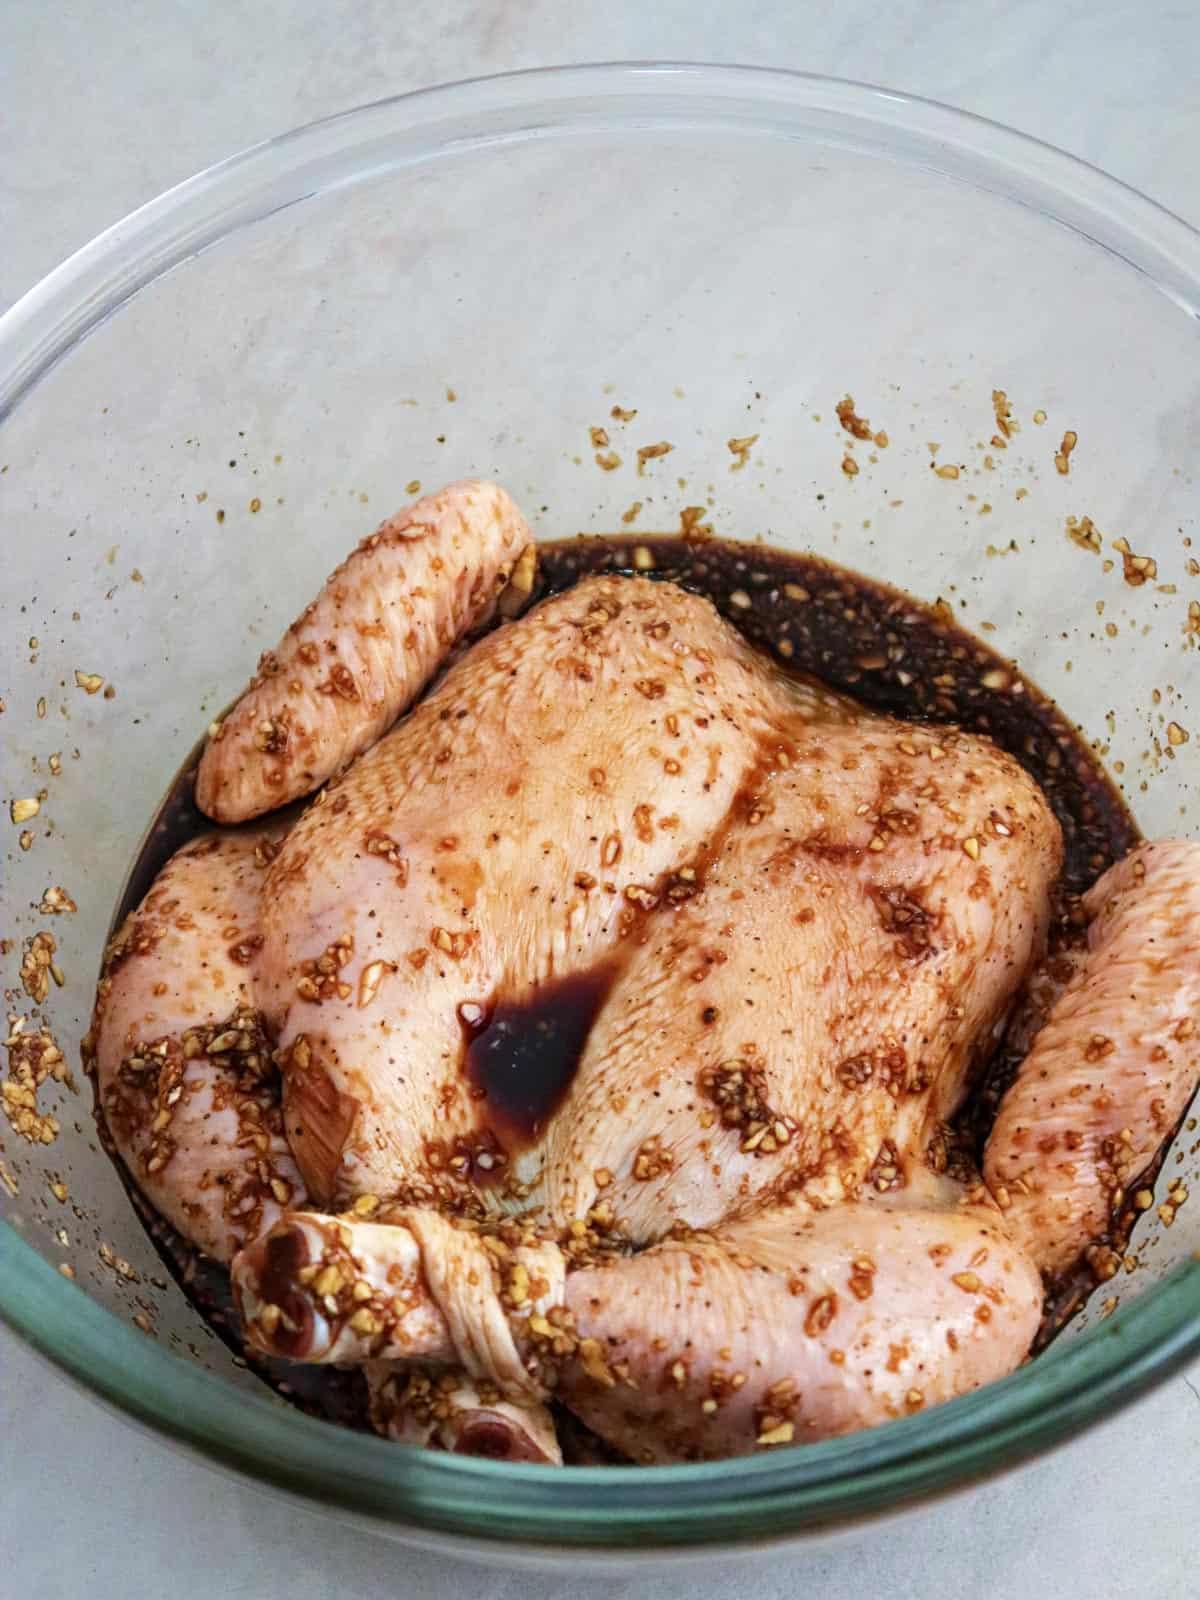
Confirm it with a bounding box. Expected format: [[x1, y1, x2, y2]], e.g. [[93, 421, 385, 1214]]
[[542, 718, 1059, 1238], [255, 574, 792, 1207], [252, 572, 1059, 1224]]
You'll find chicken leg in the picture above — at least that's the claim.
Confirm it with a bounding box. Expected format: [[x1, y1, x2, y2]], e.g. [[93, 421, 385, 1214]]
[[233, 1204, 566, 1462], [561, 1179, 1042, 1462], [233, 1175, 1042, 1462]]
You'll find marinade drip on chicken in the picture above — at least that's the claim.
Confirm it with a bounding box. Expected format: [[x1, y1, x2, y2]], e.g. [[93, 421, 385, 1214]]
[[89, 479, 1200, 1466]]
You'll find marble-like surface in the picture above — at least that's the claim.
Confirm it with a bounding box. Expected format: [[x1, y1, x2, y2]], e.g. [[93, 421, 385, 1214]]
[[3, 2, 1199, 1594]]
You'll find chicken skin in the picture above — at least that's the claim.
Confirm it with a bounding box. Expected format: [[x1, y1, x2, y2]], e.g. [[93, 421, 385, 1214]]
[[90, 480, 1200, 1464], [195, 479, 536, 822], [234, 1176, 1042, 1463], [986, 840, 1200, 1276], [93, 827, 305, 1264]]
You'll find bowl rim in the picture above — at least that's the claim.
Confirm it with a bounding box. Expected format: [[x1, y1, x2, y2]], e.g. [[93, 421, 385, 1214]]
[[2, 61, 1199, 1550]]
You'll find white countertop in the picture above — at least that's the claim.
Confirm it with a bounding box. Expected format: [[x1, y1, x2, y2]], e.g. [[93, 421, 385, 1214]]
[[4, 3, 1199, 1594]]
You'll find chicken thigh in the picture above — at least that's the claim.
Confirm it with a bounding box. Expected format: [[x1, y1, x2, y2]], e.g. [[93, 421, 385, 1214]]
[[90, 479, 1200, 1465]]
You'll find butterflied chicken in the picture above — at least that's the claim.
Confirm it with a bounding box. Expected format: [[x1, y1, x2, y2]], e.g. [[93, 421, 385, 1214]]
[[90, 479, 1200, 1465]]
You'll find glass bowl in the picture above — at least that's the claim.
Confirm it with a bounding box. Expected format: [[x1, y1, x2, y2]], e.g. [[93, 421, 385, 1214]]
[[2, 63, 1199, 1558]]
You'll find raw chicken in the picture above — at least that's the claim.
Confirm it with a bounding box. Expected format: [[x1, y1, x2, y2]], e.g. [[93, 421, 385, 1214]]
[[986, 840, 1200, 1276], [253, 571, 797, 1210], [195, 480, 536, 823], [90, 829, 305, 1264], [559, 1180, 1042, 1462], [233, 1174, 1042, 1462], [91, 479, 1200, 1464], [366, 1366, 561, 1464]]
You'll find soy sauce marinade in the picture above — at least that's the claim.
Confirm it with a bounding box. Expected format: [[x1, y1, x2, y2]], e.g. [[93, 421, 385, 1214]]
[[113, 533, 1140, 1443]]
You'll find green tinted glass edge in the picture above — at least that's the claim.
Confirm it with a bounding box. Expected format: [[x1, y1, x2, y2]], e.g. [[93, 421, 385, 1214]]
[[4, 1225, 1199, 1546]]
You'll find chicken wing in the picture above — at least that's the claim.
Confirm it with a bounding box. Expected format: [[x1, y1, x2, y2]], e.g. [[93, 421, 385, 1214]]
[[195, 480, 535, 822], [985, 839, 1200, 1275]]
